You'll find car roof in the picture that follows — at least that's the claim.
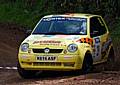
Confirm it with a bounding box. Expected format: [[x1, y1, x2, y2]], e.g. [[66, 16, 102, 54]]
[[43, 13, 100, 18]]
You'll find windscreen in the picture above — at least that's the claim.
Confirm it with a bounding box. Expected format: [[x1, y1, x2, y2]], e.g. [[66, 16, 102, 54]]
[[33, 17, 87, 35]]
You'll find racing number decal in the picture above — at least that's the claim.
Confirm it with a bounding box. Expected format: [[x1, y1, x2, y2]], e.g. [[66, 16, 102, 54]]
[[93, 37, 101, 59]]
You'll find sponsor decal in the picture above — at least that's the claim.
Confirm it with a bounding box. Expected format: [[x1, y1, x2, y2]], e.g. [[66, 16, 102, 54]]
[[39, 43, 60, 46], [43, 35, 54, 37], [93, 37, 101, 58], [56, 35, 68, 38], [43, 17, 86, 22], [66, 36, 80, 40], [33, 40, 61, 44], [94, 37, 100, 43], [76, 38, 93, 45]]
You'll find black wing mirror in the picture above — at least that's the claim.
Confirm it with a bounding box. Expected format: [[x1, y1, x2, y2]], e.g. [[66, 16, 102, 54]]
[[26, 29, 32, 36]]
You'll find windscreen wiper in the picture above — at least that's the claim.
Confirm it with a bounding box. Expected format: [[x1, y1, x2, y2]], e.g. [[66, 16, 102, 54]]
[[44, 32, 67, 35]]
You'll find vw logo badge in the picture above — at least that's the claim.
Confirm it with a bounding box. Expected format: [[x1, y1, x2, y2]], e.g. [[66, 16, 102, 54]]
[[44, 48, 50, 53]]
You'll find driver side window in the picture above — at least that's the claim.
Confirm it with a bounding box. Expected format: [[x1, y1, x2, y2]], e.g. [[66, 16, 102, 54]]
[[90, 17, 107, 37]]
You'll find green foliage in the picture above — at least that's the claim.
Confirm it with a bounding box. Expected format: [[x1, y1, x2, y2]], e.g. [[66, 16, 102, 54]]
[[0, 0, 119, 29], [0, 0, 56, 28], [110, 18, 120, 38]]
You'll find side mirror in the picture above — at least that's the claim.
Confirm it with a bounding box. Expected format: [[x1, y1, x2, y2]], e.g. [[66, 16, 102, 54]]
[[26, 29, 32, 36]]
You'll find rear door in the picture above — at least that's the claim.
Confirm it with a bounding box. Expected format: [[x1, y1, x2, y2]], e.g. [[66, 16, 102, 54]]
[[90, 16, 108, 63]]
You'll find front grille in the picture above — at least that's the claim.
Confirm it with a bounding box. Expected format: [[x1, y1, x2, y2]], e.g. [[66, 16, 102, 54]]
[[33, 49, 63, 53], [33, 62, 61, 66]]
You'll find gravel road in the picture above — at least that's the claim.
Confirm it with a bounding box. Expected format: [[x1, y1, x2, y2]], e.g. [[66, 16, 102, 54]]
[[0, 23, 120, 85]]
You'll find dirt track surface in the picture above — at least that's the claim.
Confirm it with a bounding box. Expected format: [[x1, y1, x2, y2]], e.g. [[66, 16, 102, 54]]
[[0, 70, 120, 85], [0, 23, 26, 67], [0, 23, 120, 85]]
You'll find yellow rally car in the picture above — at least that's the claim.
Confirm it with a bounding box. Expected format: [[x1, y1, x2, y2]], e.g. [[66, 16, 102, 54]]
[[17, 13, 115, 78]]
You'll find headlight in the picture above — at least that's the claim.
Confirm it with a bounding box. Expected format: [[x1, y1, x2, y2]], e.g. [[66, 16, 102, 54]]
[[21, 43, 29, 52], [67, 44, 78, 52]]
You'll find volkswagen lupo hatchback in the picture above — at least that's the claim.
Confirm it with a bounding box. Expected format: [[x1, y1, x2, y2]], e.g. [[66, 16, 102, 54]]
[[17, 14, 114, 78]]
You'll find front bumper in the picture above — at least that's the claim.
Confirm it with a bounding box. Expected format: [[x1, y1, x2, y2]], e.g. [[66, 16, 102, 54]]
[[18, 53, 83, 71]]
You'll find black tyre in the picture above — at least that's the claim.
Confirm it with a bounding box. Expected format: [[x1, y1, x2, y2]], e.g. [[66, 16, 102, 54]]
[[17, 63, 38, 79], [104, 47, 115, 70], [82, 54, 93, 74], [107, 47, 115, 63]]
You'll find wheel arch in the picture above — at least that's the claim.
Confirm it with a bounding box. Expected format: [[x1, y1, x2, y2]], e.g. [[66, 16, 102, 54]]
[[84, 51, 93, 63], [81, 50, 94, 73], [81, 50, 93, 68]]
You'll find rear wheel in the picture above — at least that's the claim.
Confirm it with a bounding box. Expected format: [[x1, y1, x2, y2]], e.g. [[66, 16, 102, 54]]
[[82, 53, 93, 74], [107, 47, 115, 63], [104, 47, 115, 70], [17, 63, 38, 79]]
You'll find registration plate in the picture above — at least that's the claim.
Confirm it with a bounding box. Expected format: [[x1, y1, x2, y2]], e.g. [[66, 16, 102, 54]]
[[37, 56, 57, 61]]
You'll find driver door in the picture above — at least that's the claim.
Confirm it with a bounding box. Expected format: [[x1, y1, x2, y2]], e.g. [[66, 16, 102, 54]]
[[90, 17, 108, 63]]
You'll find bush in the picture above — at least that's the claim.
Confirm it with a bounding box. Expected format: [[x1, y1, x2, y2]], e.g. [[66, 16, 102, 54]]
[[0, 0, 119, 29]]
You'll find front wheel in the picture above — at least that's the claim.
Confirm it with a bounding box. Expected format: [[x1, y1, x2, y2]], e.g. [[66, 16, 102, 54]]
[[82, 54, 93, 74], [17, 63, 38, 79]]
